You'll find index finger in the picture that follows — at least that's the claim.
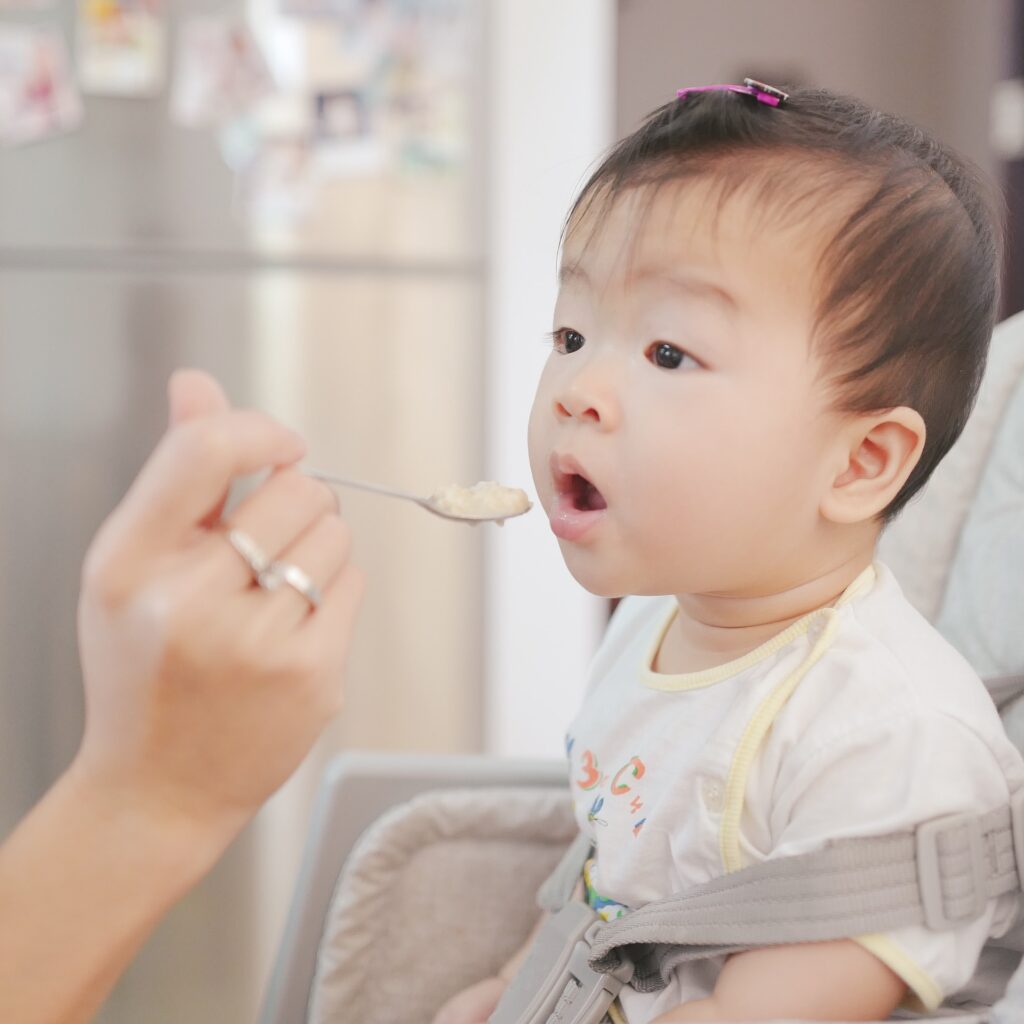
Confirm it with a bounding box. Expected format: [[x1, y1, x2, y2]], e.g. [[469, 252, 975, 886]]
[[108, 410, 307, 550]]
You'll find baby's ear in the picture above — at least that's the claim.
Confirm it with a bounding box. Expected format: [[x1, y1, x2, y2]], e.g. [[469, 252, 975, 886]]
[[819, 407, 926, 524]]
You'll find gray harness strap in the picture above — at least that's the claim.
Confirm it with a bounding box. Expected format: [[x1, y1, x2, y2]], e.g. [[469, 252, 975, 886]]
[[590, 801, 1024, 991], [530, 795, 1024, 997], [538, 831, 593, 913]]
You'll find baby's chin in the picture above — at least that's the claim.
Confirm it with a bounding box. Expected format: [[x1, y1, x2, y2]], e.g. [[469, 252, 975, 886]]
[[557, 543, 637, 600], [559, 542, 693, 600]]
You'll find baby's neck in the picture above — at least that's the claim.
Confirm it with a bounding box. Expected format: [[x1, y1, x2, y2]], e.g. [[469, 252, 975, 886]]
[[656, 549, 876, 675]]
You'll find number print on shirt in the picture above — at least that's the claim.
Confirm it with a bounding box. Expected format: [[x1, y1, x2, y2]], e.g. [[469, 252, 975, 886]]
[[576, 748, 602, 790]]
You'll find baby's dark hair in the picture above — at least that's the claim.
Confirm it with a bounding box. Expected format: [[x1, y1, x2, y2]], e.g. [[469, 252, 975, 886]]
[[564, 86, 1004, 523]]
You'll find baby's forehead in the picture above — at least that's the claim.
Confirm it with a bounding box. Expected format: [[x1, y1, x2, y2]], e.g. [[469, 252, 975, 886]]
[[560, 178, 836, 313]]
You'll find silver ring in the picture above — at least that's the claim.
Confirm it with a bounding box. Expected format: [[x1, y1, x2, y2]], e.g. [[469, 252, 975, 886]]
[[225, 528, 273, 581], [258, 560, 322, 611]]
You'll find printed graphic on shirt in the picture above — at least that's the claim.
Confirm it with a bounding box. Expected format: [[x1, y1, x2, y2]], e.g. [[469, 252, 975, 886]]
[[576, 748, 603, 790], [568, 736, 648, 841]]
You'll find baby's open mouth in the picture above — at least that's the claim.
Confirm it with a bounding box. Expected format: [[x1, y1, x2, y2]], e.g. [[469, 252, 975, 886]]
[[569, 472, 607, 512], [549, 453, 608, 541]]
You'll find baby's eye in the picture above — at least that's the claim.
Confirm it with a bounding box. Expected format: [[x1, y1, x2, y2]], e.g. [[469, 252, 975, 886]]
[[647, 342, 698, 370], [551, 328, 585, 354]]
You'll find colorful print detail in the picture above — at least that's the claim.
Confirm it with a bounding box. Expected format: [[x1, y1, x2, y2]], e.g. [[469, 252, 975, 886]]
[[576, 749, 602, 790], [572, 750, 648, 838], [610, 756, 646, 795], [583, 857, 629, 922]]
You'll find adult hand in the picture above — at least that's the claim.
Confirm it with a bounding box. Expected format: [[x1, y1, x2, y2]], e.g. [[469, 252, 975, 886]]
[[0, 370, 366, 1024], [72, 369, 365, 848]]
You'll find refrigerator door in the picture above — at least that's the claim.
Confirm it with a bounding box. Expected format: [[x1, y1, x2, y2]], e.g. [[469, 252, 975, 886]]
[[0, 0, 479, 266], [0, 264, 483, 1022]]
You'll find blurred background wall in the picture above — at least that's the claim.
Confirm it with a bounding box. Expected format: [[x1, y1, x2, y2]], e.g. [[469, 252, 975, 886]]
[[0, 1, 1018, 1020], [618, 0, 1007, 182], [616, 0, 1021, 313]]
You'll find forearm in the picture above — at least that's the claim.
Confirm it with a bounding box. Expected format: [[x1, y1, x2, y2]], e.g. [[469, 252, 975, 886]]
[[651, 940, 906, 1023], [0, 763, 239, 1024]]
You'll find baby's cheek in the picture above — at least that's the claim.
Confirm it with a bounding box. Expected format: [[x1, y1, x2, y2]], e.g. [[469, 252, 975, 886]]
[[644, 419, 785, 546], [725, 397, 811, 484]]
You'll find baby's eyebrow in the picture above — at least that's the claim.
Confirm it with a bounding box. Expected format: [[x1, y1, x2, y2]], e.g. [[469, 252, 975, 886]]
[[634, 268, 739, 312], [558, 261, 738, 313]]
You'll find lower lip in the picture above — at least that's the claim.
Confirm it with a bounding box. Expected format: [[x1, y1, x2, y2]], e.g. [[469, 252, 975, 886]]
[[549, 491, 607, 542]]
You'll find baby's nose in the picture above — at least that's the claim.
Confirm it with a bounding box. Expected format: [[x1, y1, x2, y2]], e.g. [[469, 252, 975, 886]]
[[554, 375, 619, 429], [555, 396, 602, 423]]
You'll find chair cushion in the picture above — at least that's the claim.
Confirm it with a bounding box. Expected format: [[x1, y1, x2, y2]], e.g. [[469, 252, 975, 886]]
[[935, 367, 1024, 679], [878, 310, 1024, 621], [308, 785, 576, 1024]]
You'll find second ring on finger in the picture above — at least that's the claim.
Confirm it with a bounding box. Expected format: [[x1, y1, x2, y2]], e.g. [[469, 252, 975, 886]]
[[216, 468, 339, 591], [251, 513, 352, 626]]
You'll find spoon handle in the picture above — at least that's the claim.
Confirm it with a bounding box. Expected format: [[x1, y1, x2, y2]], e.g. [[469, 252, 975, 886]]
[[304, 468, 425, 506]]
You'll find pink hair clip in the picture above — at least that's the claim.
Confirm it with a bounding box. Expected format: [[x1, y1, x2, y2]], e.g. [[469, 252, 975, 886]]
[[676, 77, 789, 108]]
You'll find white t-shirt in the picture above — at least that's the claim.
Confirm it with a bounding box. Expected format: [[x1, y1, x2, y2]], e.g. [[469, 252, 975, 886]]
[[565, 562, 1024, 1023]]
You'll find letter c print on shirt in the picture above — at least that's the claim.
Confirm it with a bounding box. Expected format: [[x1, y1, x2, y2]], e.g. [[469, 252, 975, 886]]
[[610, 756, 646, 794], [612, 755, 648, 836]]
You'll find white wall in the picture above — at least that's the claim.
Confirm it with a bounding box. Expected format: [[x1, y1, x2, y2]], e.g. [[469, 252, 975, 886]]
[[483, 0, 616, 757]]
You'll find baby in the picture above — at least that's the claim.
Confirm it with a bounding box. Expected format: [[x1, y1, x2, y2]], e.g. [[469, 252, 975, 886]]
[[434, 81, 1024, 1023]]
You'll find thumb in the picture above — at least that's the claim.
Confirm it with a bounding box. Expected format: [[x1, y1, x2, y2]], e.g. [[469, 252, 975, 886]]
[[168, 369, 231, 427], [114, 410, 307, 548]]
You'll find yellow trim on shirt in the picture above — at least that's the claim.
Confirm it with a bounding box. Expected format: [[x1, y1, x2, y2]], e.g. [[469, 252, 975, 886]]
[[855, 933, 943, 1012], [643, 599, 828, 692], [607, 998, 629, 1024], [718, 564, 877, 872], [642, 564, 877, 693]]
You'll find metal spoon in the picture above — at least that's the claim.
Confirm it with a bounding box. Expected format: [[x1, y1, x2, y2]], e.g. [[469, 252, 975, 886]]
[[304, 467, 533, 524]]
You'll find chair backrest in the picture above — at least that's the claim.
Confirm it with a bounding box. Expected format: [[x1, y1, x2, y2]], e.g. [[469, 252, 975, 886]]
[[307, 784, 576, 1024], [878, 307, 1024, 631], [934, 363, 1024, 683]]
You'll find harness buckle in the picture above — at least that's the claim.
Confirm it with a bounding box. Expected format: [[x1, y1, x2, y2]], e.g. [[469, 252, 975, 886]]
[[489, 902, 633, 1024], [916, 811, 987, 931]]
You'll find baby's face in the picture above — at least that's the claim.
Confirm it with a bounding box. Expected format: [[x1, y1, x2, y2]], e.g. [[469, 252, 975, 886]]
[[528, 179, 850, 598]]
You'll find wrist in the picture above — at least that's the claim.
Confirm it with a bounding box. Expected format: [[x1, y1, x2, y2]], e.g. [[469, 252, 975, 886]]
[[60, 757, 245, 889]]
